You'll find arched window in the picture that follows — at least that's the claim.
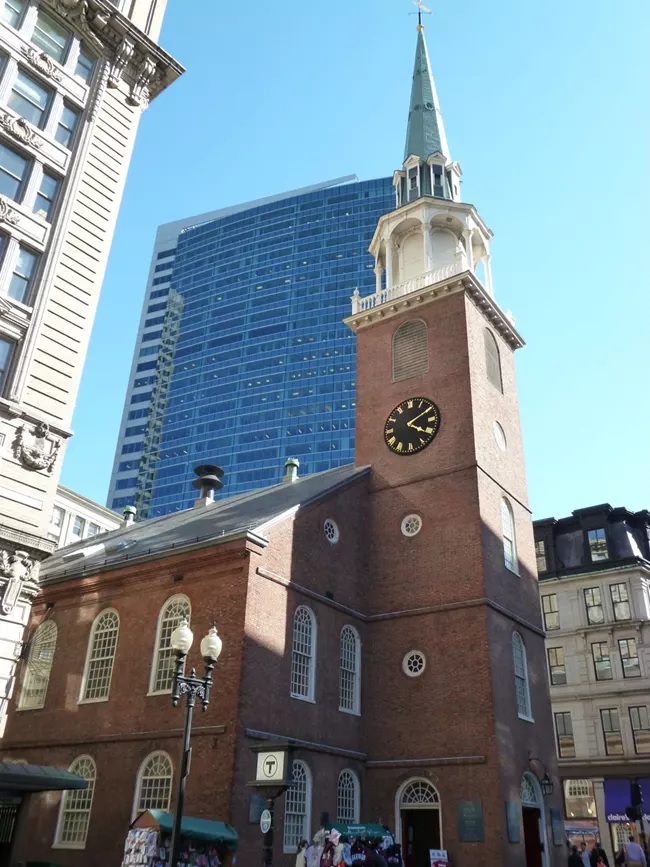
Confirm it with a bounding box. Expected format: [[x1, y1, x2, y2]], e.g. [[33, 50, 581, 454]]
[[484, 329, 503, 392], [80, 610, 119, 702], [339, 626, 361, 714], [392, 319, 428, 382], [54, 755, 96, 848], [512, 632, 532, 720], [501, 498, 518, 573], [290, 606, 316, 701], [283, 760, 312, 852], [18, 621, 57, 710], [150, 595, 191, 693], [399, 779, 440, 807], [133, 752, 173, 817], [337, 769, 360, 824]]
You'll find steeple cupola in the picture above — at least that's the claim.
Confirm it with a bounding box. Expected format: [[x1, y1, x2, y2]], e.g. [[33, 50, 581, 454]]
[[395, 22, 461, 207], [356, 18, 496, 313]]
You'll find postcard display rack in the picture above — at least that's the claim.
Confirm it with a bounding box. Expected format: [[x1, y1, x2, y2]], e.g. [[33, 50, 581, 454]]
[[121, 827, 224, 867]]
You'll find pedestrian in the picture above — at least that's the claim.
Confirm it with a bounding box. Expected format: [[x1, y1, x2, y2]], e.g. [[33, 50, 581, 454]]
[[569, 846, 585, 867], [618, 834, 647, 867], [364, 841, 388, 867], [296, 840, 309, 867], [580, 843, 592, 867], [590, 842, 609, 866]]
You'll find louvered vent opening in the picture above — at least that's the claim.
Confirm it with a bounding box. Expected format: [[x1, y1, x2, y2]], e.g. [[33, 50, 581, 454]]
[[392, 319, 429, 382]]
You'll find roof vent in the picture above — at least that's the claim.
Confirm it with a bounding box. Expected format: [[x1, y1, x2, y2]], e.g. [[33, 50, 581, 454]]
[[122, 505, 137, 527], [193, 464, 225, 508], [283, 457, 299, 484]]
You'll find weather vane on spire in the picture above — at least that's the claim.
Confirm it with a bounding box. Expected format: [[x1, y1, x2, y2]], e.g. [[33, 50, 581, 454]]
[[410, 0, 432, 30]]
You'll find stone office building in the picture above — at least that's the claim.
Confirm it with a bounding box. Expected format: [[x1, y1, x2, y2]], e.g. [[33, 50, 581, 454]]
[[535, 505, 650, 861], [0, 0, 181, 735], [2, 21, 564, 867]]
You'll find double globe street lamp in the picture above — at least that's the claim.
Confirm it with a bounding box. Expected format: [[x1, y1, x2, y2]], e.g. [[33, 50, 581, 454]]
[[168, 617, 223, 867]]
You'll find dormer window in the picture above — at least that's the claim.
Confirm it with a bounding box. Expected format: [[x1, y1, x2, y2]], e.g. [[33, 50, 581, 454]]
[[409, 171, 418, 190], [587, 528, 608, 562]]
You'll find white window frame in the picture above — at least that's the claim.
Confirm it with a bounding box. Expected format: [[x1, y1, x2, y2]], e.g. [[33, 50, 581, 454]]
[[18, 620, 57, 710], [338, 625, 361, 715], [501, 497, 518, 574], [148, 594, 191, 695], [132, 751, 173, 820], [290, 606, 316, 703], [336, 769, 360, 824], [79, 609, 120, 703], [512, 631, 533, 722], [282, 760, 312, 853], [53, 755, 96, 849]]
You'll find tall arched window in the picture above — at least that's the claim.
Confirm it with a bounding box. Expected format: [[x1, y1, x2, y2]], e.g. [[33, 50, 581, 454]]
[[337, 769, 360, 824], [54, 755, 96, 848], [283, 760, 312, 852], [512, 632, 532, 720], [290, 606, 316, 701], [392, 319, 428, 382], [133, 752, 173, 817], [484, 328, 503, 392], [150, 595, 191, 693], [18, 620, 57, 710], [501, 498, 518, 573], [80, 610, 119, 702], [339, 626, 361, 714]]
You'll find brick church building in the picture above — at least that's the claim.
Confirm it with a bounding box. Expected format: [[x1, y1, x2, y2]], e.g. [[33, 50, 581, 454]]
[[2, 20, 564, 867]]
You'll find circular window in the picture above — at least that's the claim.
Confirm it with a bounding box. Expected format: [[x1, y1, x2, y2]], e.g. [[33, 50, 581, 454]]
[[402, 650, 426, 677], [493, 421, 507, 452], [424, 101, 434, 110], [324, 519, 339, 544], [401, 514, 422, 537]]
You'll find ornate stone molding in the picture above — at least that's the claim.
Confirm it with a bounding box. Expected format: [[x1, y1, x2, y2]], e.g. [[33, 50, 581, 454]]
[[127, 54, 159, 107], [0, 196, 19, 227], [108, 36, 135, 88], [0, 549, 38, 616], [0, 111, 43, 150], [20, 45, 63, 82], [12, 421, 61, 474]]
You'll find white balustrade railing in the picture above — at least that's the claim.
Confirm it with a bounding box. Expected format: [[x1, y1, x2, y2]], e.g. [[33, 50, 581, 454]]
[[350, 261, 465, 315]]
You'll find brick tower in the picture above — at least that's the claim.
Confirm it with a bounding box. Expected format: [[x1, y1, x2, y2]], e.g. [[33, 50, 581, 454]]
[[346, 18, 563, 867]]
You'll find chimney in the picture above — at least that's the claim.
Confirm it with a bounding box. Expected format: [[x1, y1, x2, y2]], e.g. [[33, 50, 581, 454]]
[[192, 464, 225, 508], [283, 457, 299, 484], [122, 505, 137, 527]]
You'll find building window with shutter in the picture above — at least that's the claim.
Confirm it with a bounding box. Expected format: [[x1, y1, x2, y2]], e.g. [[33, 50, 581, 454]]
[[337, 769, 360, 824], [283, 760, 311, 852], [290, 607, 316, 701], [339, 626, 361, 714], [53, 756, 96, 848], [484, 328, 503, 392], [150, 595, 191, 693], [512, 632, 532, 720], [133, 752, 173, 816], [80, 610, 119, 701], [392, 319, 428, 382]]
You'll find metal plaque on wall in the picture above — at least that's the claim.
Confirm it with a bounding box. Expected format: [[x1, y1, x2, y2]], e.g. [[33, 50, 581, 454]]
[[457, 800, 484, 843]]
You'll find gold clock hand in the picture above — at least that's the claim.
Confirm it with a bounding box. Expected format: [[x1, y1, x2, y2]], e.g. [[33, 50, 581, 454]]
[[406, 407, 430, 428]]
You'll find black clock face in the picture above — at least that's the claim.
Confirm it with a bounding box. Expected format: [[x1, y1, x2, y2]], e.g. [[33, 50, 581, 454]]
[[384, 397, 441, 455]]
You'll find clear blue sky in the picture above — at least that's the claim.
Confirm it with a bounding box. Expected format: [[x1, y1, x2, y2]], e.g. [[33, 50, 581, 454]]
[[62, 0, 650, 520]]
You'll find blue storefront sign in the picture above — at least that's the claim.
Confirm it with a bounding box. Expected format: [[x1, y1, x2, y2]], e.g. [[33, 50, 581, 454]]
[[603, 778, 650, 822]]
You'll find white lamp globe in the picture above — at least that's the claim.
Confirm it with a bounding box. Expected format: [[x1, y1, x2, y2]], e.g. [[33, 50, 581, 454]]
[[200, 623, 223, 662], [170, 618, 193, 654]]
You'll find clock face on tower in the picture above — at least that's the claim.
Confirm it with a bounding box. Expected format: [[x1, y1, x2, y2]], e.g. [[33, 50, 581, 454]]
[[384, 397, 441, 455]]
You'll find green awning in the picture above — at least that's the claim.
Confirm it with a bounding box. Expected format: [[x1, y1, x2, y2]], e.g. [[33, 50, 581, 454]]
[[137, 810, 238, 850], [0, 762, 88, 793]]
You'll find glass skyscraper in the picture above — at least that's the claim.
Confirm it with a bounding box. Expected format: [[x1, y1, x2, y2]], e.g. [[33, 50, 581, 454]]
[[108, 176, 394, 516]]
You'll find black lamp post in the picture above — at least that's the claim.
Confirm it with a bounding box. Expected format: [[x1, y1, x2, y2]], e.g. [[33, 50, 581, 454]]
[[168, 618, 223, 867]]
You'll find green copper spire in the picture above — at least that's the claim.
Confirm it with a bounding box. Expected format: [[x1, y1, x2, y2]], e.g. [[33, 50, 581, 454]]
[[403, 26, 450, 162]]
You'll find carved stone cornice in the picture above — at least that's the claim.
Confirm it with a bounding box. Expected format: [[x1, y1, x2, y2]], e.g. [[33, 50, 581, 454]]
[[0, 548, 39, 616], [0, 112, 44, 150], [0, 196, 20, 227], [40, 0, 184, 104], [12, 421, 61, 474], [20, 45, 63, 82]]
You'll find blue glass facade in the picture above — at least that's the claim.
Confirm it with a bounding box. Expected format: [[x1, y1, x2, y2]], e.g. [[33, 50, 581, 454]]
[[146, 177, 394, 516]]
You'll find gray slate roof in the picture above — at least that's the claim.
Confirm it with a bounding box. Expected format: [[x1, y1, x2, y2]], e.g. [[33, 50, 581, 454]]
[[41, 464, 368, 583]]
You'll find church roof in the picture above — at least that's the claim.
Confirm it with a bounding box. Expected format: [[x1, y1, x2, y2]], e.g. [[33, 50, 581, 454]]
[[403, 27, 450, 163], [40, 463, 369, 583]]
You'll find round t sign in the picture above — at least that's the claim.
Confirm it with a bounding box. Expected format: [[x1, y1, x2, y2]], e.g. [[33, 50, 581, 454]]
[[260, 809, 272, 834]]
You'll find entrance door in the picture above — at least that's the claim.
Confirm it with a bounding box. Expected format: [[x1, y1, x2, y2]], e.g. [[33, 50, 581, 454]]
[[522, 807, 542, 867], [401, 809, 441, 867], [0, 798, 21, 867]]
